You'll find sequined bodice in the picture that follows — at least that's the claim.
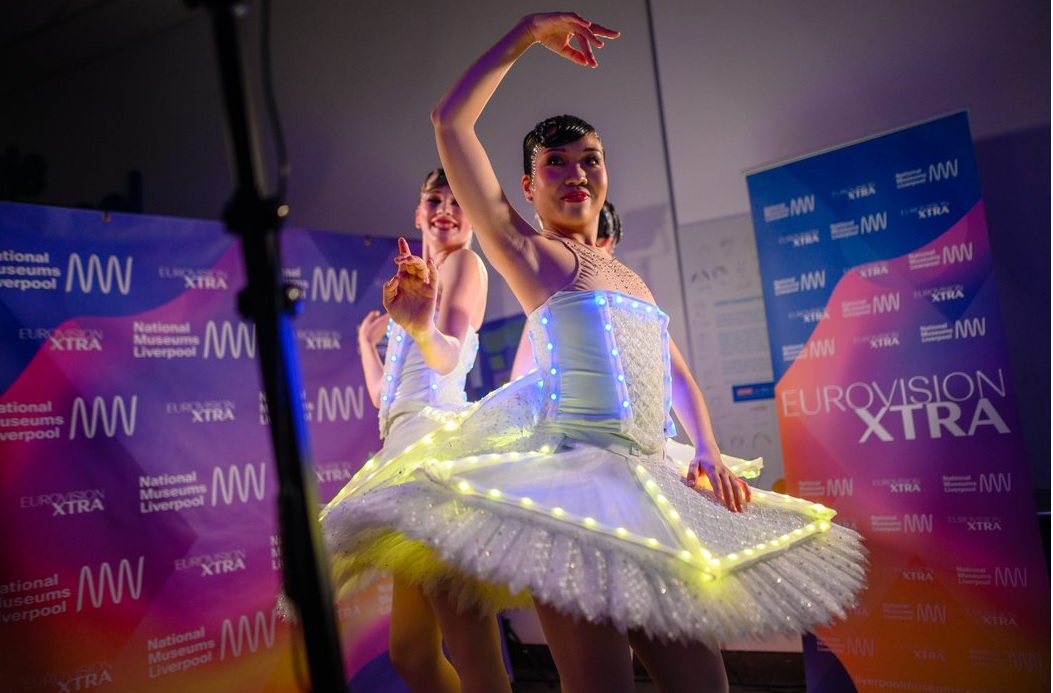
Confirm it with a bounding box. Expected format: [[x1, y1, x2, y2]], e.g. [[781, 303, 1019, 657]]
[[525, 291, 673, 454], [541, 229, 652, 299], [377, 321, 479, 437]]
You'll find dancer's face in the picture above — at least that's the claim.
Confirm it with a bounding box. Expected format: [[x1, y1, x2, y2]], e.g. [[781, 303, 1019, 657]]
[[415, 185, 473, 251], [524, 132, 608, 237]]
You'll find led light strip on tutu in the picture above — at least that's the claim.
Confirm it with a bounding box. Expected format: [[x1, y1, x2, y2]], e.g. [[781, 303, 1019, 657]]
[[420, 449, 836, 582]]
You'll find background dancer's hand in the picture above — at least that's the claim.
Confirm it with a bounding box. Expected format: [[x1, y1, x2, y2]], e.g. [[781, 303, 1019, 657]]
[[686, 453, 751, 513], [358, 309, 389, 349], [523, 12, 620, 68], [383, 237, 439, 340]]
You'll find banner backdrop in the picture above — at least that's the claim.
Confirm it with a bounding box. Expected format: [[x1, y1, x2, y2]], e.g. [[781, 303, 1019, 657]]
[[745, 112, 1049, 692], [0, 202, 406, 691]]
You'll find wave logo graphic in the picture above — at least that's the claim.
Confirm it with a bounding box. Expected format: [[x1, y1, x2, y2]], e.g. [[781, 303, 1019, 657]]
[[995, 567, 1028, 588], [311, 267, 358, 303], [211, 463, 267, 506], [825, 478, 853, 497], [871, 292, 901, 314], [942, 242, 974, 264], [65, 254, 133, 295], [69, 396, 138, 439], [806, 338, 836, 359], [799, 269, 826, 292], [928, 159, 959, 181], [220, 610, 278, 659], [903, 513, 934, 533], [789, 195, 815, 216], [915, 603, 948, 624], [954, 317, 986, 339], [859, 212, 888, 234], [76, 556, 145, 611], [203, 320, 257, 359], [979, 472, 1011, 493], [315, 385, 367, 422]]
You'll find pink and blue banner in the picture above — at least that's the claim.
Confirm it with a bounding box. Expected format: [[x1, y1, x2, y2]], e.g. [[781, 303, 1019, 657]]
[[0, 201, 406, 691], [746, 112, 1049, 692]]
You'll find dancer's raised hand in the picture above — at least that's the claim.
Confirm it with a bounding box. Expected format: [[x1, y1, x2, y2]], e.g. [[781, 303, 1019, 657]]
[[523, 12, 620, 68]]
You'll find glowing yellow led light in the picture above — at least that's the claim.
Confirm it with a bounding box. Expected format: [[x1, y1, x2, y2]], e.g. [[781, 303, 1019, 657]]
[[700, 548, 712, 560], [540, 445, 553, 454], [709, 558, 720, 567], [645, 480, 657, 490], [583, 517, 596, 527], [488, 489, 502, 498], [793, 528, 804, 536], [363, 460, 375, 470], [685, 529, 697, 539], [646, 538, 659, 547], [443, 421, 458, 431], [457, 481, 471, 492], [552, 507, 565, 517], [616, 527, 628, 537], [422, 434, 435, 443], [669, 511, 680, 520], [806, 523, 817, 532], [656, 495, 668, 505], [679, 550, 691, 561], [728, 553, 739, 561], [467, 456, 479, 463], [819, 521, 831, 531], [744, 548, 754, 556], [521, 498, 534, 507]]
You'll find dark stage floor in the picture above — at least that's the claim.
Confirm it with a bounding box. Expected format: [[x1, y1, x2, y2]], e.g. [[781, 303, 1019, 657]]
[[508, 646, 806, 692]]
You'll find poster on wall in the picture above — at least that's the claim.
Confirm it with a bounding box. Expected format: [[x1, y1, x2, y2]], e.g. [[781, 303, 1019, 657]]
[[0, 202, 405, 691], [745, 111, 1049, 692]]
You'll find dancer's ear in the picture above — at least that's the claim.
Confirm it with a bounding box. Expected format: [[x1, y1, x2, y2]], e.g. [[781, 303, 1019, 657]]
[[522, 174, 534, 203]]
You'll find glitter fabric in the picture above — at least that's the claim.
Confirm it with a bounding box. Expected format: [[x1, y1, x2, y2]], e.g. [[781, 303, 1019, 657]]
[[321, 287, 867, 646]]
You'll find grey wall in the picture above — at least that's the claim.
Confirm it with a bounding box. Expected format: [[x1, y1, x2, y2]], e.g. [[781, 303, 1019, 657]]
[[2, 0, 1047, 488]]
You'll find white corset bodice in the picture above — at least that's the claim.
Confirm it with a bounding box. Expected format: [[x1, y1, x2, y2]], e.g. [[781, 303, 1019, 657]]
[[377, 321, 479, 437], [524, 290, 674, 454]]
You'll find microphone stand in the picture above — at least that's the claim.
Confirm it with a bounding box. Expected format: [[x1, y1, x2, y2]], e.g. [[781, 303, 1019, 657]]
[[188, 2, 347, 690]]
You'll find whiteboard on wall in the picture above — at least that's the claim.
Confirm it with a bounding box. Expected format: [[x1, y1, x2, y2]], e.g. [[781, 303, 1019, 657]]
[[675, 213, 786, 490]]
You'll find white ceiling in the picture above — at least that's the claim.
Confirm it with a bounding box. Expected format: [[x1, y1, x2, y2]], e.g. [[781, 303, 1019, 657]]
[[1, 0, 197, 94]]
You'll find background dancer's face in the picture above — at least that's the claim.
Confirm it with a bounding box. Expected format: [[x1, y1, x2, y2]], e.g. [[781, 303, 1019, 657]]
[[523, 132, 608, 238], [415, 183, 473, 253]]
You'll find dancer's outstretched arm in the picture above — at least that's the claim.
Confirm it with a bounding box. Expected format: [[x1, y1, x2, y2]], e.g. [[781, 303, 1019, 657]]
[[670, 338, 751, 512], [357, 309, 389, 408], [383, 237, 466, 375]]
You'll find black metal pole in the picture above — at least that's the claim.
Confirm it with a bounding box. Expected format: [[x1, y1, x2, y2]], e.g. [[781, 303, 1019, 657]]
[[189, 2, 347, 690]]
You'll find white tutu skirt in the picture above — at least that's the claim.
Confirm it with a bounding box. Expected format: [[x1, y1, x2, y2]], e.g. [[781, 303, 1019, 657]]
[[321, 375, 867, 646]]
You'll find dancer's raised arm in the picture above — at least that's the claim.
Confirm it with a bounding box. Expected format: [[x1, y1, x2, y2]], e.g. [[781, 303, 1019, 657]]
[[431, 12, 619, 310]]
